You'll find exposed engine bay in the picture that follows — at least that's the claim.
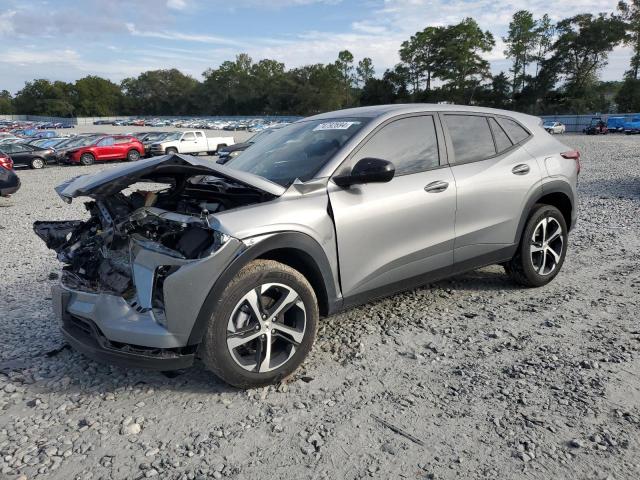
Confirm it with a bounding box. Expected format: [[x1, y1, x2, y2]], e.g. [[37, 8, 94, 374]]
[[34, 172, 273, 296]]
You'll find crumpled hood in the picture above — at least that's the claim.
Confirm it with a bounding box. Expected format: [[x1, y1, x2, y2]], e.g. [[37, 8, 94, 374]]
[[55, 153, 286, 201]]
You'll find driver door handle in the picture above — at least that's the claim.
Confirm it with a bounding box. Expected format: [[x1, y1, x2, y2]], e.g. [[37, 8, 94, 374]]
[[424, 181, 449, 193], [512, 164, 530, 175]]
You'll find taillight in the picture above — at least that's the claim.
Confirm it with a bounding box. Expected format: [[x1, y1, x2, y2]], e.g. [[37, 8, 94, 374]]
[[561, 150, 581, 174], [0, 156, 13, 170]]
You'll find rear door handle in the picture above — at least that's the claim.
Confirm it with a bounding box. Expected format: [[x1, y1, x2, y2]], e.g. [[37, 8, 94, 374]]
[[512, 164, 530, 175], [424, 181, 449, 193]]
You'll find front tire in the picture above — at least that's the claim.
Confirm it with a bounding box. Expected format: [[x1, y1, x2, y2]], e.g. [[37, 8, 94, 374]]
[[200, 260, 318, 389], [80, 153, 95, 166], [505, 204, 568, 287], [30, 157, 45, 169], [165, 147, 178, 155]]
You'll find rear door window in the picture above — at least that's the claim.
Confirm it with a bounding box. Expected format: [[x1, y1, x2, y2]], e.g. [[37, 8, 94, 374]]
[[97, 137, 115, 146], [444, 115, 496, 164], [488, 118, 513, 153], [195, 132, 204, 138], [351, 115, 440, 175], [497, 117, 530, 144]]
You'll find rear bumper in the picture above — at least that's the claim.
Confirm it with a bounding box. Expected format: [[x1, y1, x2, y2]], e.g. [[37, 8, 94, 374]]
[[0, 178, 20, 197]]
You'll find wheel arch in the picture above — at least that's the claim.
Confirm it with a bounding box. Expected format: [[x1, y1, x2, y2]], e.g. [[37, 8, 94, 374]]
[[514, 181, 575, 244], [187, 232, 340, 346]]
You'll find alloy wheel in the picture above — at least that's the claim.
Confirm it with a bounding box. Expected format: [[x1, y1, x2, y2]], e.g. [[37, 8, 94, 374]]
[[530, 217, 564, 276], [31, 158, 44, 169], [226, 283, 306, 373]]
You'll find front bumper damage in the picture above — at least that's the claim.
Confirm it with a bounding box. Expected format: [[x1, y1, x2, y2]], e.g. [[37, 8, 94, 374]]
[[35, 154, 282, 369], [52, 236, 243, 370]]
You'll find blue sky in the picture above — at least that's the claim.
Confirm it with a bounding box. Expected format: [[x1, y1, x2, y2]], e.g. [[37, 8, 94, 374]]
[[0, 0, 631, 93]]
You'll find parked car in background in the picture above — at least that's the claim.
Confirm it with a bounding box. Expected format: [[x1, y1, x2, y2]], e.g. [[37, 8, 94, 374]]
[[28, 137, 66, 149], [217, 126, 284, 164], [36, 104, 579, 388], [0, 143, 57, 169], [65, 135, 145, 165], [148, 130, 234, 156], [0, 151, 13, 170], [607, 116, 626, 132], [0, 165, 20, 197], [136, 131, 173, 156], [584, 118, 608, 135], [623, 116, 640, 134], [53, 134, 106, 161], [543, 121, 566, 134], [93, 120, 113, 125], [33, 131, 58, 139]]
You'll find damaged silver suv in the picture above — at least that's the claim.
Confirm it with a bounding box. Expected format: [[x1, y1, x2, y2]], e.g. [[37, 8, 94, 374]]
[[35, 105, 579, 388]]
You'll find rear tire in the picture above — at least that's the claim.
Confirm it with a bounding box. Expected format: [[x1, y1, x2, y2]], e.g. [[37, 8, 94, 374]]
[[30, 157, 45, 169], [505, 204, 568, 287], [127, 149, 140, 161], [199, 260, 318, 389], [79, 153, 95, 166]]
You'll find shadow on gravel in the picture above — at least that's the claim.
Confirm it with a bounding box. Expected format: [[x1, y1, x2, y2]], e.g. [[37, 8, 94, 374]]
[[580, 177, 640, 200], [433, 266, 518, 292]]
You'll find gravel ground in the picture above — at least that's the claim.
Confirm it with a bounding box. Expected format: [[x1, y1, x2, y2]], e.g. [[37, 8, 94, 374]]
[[0, 133, 639, 480]]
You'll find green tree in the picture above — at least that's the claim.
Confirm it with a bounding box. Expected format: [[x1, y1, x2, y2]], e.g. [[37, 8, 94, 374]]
[[359, 78, 396, 105], [356, 57, 375, 87], [552, 14, 626, 97], [0, 90, 13, 114], [335, 50, 355, 106], [13, 79, 75, 116], [615, 78, 640, 110], [504, 10, 538, 95], [434, 18, 495, 103], [399, 26, 444, 95], [121, 69, 199, 115], [73, 76, 122, 116], [618, 1, 640, 79]]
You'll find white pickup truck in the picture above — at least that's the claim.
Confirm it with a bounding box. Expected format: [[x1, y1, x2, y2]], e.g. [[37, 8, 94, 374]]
[[148, 130, 234, 156]]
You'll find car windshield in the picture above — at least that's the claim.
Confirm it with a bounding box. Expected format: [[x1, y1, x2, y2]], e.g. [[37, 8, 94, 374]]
[[543, 121, 554, 126], [163, 132, 182, 141], [67, 135, 103, 148], [226, 118, 369, 186], [247, 128, 279, 144]]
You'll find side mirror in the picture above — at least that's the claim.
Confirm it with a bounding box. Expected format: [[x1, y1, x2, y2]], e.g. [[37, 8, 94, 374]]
[[333, 158, 395, 187]]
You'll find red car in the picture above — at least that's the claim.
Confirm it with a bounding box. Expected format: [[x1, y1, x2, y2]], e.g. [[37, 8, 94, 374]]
[[0, 151, 13, 170], [66, 135, 145, 165]]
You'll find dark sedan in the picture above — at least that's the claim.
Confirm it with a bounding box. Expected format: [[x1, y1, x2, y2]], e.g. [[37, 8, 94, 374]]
[[0, 166, 20, 197], [216, 126, 283, 164], [0, 143, 57, 169]]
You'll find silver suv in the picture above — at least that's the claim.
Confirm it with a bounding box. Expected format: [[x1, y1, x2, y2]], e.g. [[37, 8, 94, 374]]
[[35, 105, 579, 388]]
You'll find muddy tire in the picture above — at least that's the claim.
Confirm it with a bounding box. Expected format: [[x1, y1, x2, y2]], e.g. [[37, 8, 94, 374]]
[[199, 260, 318, 389]]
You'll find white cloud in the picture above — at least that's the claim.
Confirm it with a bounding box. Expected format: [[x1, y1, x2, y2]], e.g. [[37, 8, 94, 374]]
[[167, 0, 187, 10], [125, 23, 243, 46], [0, 10, 16, 35]]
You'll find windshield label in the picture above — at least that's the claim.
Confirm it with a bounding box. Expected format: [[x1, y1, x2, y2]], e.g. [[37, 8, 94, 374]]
[[313, 121, 360, 131]]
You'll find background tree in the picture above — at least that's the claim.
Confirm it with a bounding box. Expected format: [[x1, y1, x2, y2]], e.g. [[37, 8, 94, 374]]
[[434, 18, 495, 103], [74, 76, 123, 116], [504, 10, 538, 96], [552, 14, 626, 99], [0, 90, 13, 114], [121, 69, 199, 115], [335, 50, 355, 106], [618, 0, 640, 79], [356, 57, 375, 87]]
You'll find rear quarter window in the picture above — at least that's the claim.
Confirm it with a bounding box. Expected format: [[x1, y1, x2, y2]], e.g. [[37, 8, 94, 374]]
[[497, 117, 530, 144]]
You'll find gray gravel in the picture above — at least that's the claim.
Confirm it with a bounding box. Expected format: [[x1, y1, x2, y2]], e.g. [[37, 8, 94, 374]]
[[0, 133, 639, 480]]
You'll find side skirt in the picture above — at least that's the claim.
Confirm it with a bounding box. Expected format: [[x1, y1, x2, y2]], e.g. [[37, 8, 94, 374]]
[[340, 245, 517, 311]]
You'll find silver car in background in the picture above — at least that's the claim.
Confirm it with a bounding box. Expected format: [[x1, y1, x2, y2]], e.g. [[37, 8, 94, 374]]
[[35, 104, 580, 388]]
